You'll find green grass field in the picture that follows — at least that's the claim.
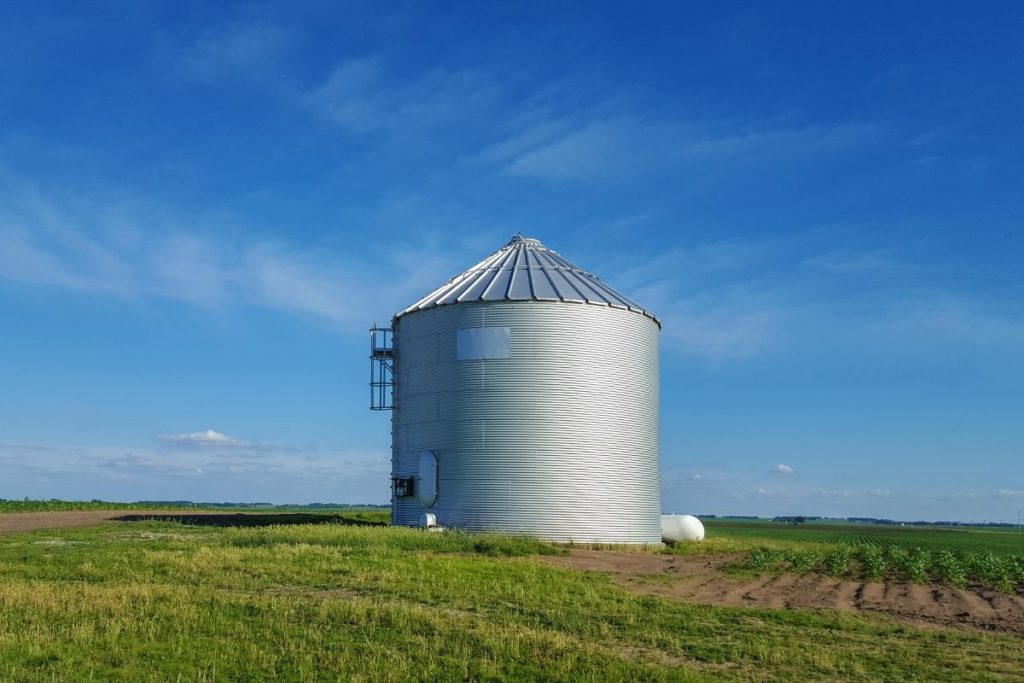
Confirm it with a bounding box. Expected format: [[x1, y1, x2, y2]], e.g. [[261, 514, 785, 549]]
[[0, 511, 1023, 681], [701, 520, 1024, 592]]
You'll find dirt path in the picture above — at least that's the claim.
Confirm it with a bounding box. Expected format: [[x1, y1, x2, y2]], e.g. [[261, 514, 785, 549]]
[[543, 550, 1024, 636], [0, 510, 141, 534], [0, 510, 338, 535]]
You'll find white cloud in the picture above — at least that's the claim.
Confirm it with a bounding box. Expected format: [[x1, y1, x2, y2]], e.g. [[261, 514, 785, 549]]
[[154, 430, 310, 455], [773, 464, 795, 475], [157, 429, 246, 448], [502, 119, 665, 181], [662, 300, 779, 361], [587, 226, 1024, 361], [890, 298, 1024, 347], [0, 441, 390, 504], [662, 463, 1020, 522], [305, 58, 497, 138], [175, 20, 295, 83], [592, 240, 787, 360], [0, 181, 466, 334], [476, 119, 573, 165], [4, 175, 1022, 366], [492, 116, 878, 182], [803, 251, 903, 275]]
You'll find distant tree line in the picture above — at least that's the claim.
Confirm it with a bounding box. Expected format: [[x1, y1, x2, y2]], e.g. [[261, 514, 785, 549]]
[[846, 516, 1020, 528], [695, 513, 1020, 528], [132, 501, 390, 509]]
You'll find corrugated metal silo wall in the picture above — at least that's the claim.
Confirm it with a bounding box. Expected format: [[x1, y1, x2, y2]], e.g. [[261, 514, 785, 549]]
[[392, 300, 660, 543]]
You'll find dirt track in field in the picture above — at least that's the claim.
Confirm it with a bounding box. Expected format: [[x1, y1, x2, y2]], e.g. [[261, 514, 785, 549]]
[[0, 510, 146, 534], [0, 510, 348, 535], [543, 550, 1024, 636]]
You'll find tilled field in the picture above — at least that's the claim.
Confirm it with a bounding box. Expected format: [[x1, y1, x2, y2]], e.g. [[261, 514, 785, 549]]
[[543, 550, 1024, 636]]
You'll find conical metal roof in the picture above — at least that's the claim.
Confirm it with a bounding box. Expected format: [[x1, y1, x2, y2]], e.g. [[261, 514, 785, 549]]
[[396, 235, 660, 326]]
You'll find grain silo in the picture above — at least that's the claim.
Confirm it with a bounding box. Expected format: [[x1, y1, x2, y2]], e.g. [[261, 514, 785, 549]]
[[370, 235, 661, 543]]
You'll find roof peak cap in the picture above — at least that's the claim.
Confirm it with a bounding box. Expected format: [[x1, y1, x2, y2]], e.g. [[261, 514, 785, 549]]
[[506, 233, 544, 248]]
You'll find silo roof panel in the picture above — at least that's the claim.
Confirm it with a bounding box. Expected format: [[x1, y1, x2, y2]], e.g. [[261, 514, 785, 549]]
[[529, 267, 561, 301], [396, 234, 660, 327], [545, 267, 586, 303], [505, 251, 535, 300]]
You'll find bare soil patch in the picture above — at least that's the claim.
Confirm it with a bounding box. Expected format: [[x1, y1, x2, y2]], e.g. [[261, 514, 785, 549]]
[[0, 511, 135, 535], [0, 510, 339, 535], [543, 550, 1024, 636]]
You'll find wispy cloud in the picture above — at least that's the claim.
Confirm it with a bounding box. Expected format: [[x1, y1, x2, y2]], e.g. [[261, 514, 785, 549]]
[[0, 179, 466, 333], [773, 464, 795, 475], [591, 228, 1024, 360], [173, 20, 296, 84], [886, 298, 1024, 346], [171, 25, 886, 187], [660, 292, 783, 360], [803, 250, 904, 275], [4, 171, 1021, 364], [488, 116, 879, 182], [305, 57, 498, 139], [662, 462, 1016, 521], [501, 119, 670, 181], [0, 441, 390, 504], [597, 240, 788, 360], [157, 429, 247, 448]]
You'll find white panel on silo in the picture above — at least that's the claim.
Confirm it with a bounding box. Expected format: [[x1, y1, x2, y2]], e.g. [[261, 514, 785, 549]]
[[456, 327, 510, 360]]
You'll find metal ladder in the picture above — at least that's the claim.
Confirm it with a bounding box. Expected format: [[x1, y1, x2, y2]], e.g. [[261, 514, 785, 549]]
[[369, 325, 394, 410]]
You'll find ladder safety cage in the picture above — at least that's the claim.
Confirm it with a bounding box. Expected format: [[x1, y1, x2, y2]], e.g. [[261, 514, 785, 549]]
[[369, 325, 395, 410]]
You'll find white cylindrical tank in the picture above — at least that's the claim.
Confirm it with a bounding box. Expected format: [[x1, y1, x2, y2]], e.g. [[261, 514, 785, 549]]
[[661, 515, 704, 543], [385, 235, 662, 544]]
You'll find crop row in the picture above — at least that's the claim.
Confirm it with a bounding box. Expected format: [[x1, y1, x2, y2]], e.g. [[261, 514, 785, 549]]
[[747, 545, 1024, 593], [0, 500, 208, 513]]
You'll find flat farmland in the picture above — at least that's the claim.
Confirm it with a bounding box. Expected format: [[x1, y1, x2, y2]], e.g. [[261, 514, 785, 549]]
[[0, 509, 1022, 681], [703, 519, 1024, 555], [694, 520, 1024, 593]]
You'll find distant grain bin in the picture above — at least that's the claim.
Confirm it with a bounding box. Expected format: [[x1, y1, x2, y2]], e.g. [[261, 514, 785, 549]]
[[369, 235, 661, 543]]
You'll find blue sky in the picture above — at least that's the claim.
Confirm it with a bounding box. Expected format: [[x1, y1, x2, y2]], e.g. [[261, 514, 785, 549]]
[[1, 2, 1022, 521]]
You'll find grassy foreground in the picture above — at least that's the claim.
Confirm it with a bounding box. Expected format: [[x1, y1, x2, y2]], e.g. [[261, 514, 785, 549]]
[[0, 516, 1022, 681]]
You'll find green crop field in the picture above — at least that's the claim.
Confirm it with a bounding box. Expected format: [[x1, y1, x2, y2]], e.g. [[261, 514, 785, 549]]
[[701, 520, 1024, 593], [0, 499, 390, 515], [0, 513, 1022, 681], [0, 500, 215, 513]]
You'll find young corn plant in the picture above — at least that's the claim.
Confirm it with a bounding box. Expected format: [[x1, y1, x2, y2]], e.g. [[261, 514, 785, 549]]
[[858, 546, 887, 582], [823, 547, 853, 578]]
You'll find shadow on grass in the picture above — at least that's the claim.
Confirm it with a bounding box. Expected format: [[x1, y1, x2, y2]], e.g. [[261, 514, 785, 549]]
[[111, 513, 387, 528]]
